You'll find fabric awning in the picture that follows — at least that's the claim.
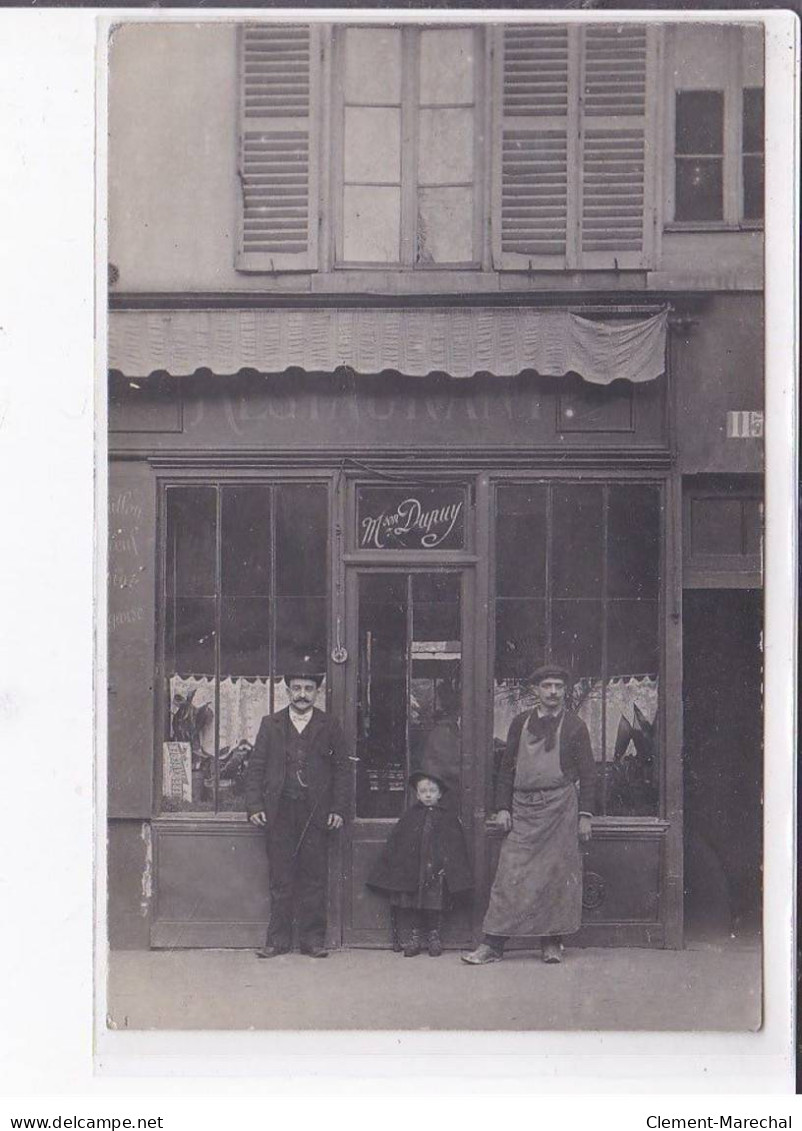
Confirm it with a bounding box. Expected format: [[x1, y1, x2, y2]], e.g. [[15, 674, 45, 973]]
[[108, 306, 668, 385]]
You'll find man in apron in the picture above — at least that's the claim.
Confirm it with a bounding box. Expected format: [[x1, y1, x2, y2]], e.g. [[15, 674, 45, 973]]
[[462, 663, 595, 965]]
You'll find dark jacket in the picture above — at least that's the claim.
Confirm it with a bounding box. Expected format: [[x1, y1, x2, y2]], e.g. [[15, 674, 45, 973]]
[[244, 707, 350, 828], [367, 801, 473, 895], [494, 709, 596, 816]]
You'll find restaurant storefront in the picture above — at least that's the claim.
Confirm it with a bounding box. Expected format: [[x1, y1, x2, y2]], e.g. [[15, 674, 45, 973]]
[[107, 302, 692, 951]]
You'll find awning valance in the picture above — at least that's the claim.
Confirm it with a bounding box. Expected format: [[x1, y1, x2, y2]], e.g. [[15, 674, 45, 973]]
[[108, 306, 668, 385]]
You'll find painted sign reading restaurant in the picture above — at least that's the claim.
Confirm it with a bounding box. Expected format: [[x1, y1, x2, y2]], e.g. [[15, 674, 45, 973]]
[[357, 486, 465, 551]]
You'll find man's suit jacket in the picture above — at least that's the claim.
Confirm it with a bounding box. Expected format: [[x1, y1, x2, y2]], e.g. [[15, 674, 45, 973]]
[[245, 707, 350, 828]]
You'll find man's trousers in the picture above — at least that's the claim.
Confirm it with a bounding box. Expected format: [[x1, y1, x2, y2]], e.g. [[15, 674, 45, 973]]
[[265, 794, 328, 951]]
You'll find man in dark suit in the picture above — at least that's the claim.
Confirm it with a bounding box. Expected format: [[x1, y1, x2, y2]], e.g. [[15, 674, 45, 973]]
[[245, 656, 350, 959]]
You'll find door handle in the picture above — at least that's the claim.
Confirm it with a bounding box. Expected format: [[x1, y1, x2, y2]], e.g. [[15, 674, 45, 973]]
[[331, 615, 348, 664]]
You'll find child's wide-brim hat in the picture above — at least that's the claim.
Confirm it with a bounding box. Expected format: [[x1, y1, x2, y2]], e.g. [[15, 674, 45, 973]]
[[408, 768, 449, 793]]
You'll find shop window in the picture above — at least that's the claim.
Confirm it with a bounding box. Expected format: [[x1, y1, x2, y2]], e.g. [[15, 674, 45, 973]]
[[162, 482, 328, 814], [336, 26, 481, 267], [494, 482, 661, 817]]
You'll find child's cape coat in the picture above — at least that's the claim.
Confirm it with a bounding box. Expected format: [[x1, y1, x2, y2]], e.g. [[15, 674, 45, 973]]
[[366, 801, 473, 895]]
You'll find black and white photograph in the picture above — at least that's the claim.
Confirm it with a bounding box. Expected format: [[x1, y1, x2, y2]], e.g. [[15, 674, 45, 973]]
[[103, 11, 773, 1036]]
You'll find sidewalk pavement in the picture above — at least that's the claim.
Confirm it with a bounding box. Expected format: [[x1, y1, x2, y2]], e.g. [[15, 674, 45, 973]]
[[106, 935, 761, 1031]]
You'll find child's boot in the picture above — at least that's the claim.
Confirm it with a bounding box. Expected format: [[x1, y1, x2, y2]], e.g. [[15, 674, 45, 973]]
[[427, 928, 443, 957], [403, 927, 422, 957]]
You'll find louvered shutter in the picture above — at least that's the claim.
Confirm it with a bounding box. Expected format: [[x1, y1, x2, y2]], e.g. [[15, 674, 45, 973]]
[[237, 24, 320, 272], [578, 24, 657, 268], [493, 23, 658, 271], [493, 25, 573, 268]]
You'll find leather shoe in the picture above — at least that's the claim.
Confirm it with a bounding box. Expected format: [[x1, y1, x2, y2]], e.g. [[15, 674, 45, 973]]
[[255, 945, 289, 959], [541, 940, 563, 964], [301, 946, 329, 958], [460, 943, 503, 965]]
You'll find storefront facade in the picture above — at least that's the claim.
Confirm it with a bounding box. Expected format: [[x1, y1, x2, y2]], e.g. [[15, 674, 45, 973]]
[[107, 21, 764, 951]]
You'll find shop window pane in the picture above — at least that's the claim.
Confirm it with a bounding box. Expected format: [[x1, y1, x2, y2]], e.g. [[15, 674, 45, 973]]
[[495, 484, 547, 598], [604, 676, 660, 816], [552, 484, 603, 598], [344, 27, 402, 104], [417, 188, 474, 264], [419, 29, 474, 105], [166, 487, 216, 598], [217, 676, 272, 814], [274, 595, 328, 675], [220, 597, 271, 677], [418, 108, 474, 185], [608, 599, 658, 676], [275, 483, 327, 596], [344, 107, 401, 184], [170, 597, 216, 674], [221, 485, 271, 597], [357, 573, 409, 818], [164, 674, 216, 812], [691, 497, 743, 555], [608, 485, 660, 598], [343, 185, 401, 263], [495, 599, 546, 682], [551, 599, 602, 678]]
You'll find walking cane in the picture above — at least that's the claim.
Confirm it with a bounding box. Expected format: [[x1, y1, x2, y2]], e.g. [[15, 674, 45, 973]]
[[292, 799, 320, 858]]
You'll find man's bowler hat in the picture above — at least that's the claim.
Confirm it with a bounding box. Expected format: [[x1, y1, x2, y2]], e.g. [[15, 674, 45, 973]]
[[283, 654, 325, 687]]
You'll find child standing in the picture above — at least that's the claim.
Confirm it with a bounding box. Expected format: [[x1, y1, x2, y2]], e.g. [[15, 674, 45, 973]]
[[367, 768, 473, 956]]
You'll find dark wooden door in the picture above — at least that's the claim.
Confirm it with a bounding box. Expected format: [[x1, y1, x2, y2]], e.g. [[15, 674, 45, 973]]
[[341, 566, 476, 947]]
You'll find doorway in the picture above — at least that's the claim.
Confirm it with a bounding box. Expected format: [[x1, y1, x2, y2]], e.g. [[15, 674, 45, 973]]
[[341, 567, 476, 947], [682, 589, 763, 941]]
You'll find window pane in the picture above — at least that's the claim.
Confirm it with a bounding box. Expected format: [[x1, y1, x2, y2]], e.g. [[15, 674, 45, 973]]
[[675, 91, 724, 155], [344, 27, 402, 104], [170, 597, 216, 674], [419, 29, 474, 105], [357, 484, 466, 550], [275, 596, 327, 676], [551, 599, 602, 678], [608, 600, 658, 675], [607, 485, 660, 598], [691, 497, 744, 555], [552, 484, 603, 598], [217, 676, 273, 813], [356, 574, 408, 818], [604, 677, 659, 816], [221, 485, 271, 597], [743, 155, 764, 221], [418, 188, 474, 264], [164, 675, 216, 812], [495, 484, 547, 598], [275, 483, 327, 596], [220, 597, 271, 677], [166, 487, 216, 598], [495, 599, 546, 681], [418, 108, 474, 185], [343, 185, 401, 262], [344, 107, 401, 184], [742, 88, 764, 153], [675, 157, 723, 222]]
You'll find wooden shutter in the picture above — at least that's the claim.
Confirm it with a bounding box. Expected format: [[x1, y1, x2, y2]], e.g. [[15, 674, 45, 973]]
[[493, 23, 658, 271], [494, 24, 573, 268], [579, 24, 657, 268], [237, 24, 319, 272]]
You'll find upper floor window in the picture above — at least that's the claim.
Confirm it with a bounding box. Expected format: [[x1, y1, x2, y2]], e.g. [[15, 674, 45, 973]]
[[668, 24, 763, 226], [335, 26, 482, 267]]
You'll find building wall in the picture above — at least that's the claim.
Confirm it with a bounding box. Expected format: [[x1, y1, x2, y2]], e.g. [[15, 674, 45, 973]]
[[107, 21, 763, 296]]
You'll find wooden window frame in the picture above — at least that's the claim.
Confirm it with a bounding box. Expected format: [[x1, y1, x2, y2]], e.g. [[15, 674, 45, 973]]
[[664, 25, 764, 230], [155, 473, 333, 817], [330, 25, 485, 270]]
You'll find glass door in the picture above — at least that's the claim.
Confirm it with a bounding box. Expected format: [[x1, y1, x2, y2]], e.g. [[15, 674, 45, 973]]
[[342, 568, 474, 947]]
